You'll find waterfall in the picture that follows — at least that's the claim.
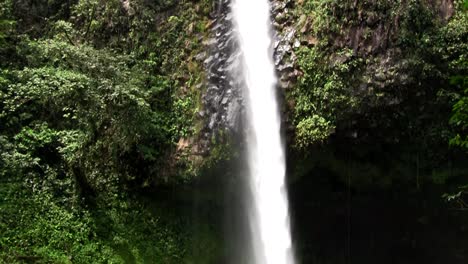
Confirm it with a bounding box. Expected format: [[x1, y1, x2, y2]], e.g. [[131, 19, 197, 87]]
[[231, 0, 295, 263]]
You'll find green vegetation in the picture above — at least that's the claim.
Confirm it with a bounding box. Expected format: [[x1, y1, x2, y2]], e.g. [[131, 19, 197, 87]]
[[291, 0, 468, 149], [0, 0, 222, 262], [0, 0, 468, 262], [293, 46, 359, 148], [448, 2, 468, 150], [289, 0, 468, 185]]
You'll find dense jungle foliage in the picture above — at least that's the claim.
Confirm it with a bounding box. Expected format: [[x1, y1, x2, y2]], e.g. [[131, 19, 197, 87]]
[[287, 0, 468, 188], [0, 0, 467, 263], [0, 0, 223, 262]]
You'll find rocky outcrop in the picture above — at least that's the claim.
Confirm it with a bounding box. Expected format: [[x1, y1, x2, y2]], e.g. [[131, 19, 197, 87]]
[[194, 0, 457, 156], [196, 0, 299, 151], [271, 0, 300, 91], [192, 0, 298, 158], [194, 0, 246, 155], [271, 0, 455, 87]]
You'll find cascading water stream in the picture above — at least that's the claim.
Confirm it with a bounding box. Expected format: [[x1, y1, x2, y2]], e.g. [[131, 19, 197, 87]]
[[231, 0, 295, 263]]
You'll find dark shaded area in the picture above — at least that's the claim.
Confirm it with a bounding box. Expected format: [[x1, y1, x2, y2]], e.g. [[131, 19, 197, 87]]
[[290, 165, 468, 264]]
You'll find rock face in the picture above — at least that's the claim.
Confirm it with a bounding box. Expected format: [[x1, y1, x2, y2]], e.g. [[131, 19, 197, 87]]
[[271, 0, 299, 91], [270, 0, 454, 92], [196, 0, 246, 153], [195, 0, 457, 154], [193, 0, 302, 150], [194, 0, 299, 155], [195, 0, 307, 150], [197, 0, 298, 151], [268, 0, 458, 146]]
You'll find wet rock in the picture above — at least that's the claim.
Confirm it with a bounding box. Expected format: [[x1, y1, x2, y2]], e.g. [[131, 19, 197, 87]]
[[195, 52, 206, 61], [271, 0, 302, 98], [284, 28, 296, 43], [279, 80, 290, 89], [278, 62, 294, 72], [204, 55, 214, 64], [221, 97, 229, 105], [271, 1, 287, 15], [293, 39, 300, 48], [199, 0, 246, 148], [226, 100, 241, 130]]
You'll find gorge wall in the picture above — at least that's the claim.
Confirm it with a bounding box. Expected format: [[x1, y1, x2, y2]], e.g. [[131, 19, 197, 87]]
[[193, 0, 467, 189]]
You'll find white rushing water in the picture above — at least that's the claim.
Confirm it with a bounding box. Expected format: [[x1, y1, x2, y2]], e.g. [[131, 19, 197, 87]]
[[231, 0, 295, 263]]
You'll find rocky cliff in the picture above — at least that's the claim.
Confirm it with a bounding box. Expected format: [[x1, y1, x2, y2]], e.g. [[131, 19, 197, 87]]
[[191, 0, 467, 186]]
